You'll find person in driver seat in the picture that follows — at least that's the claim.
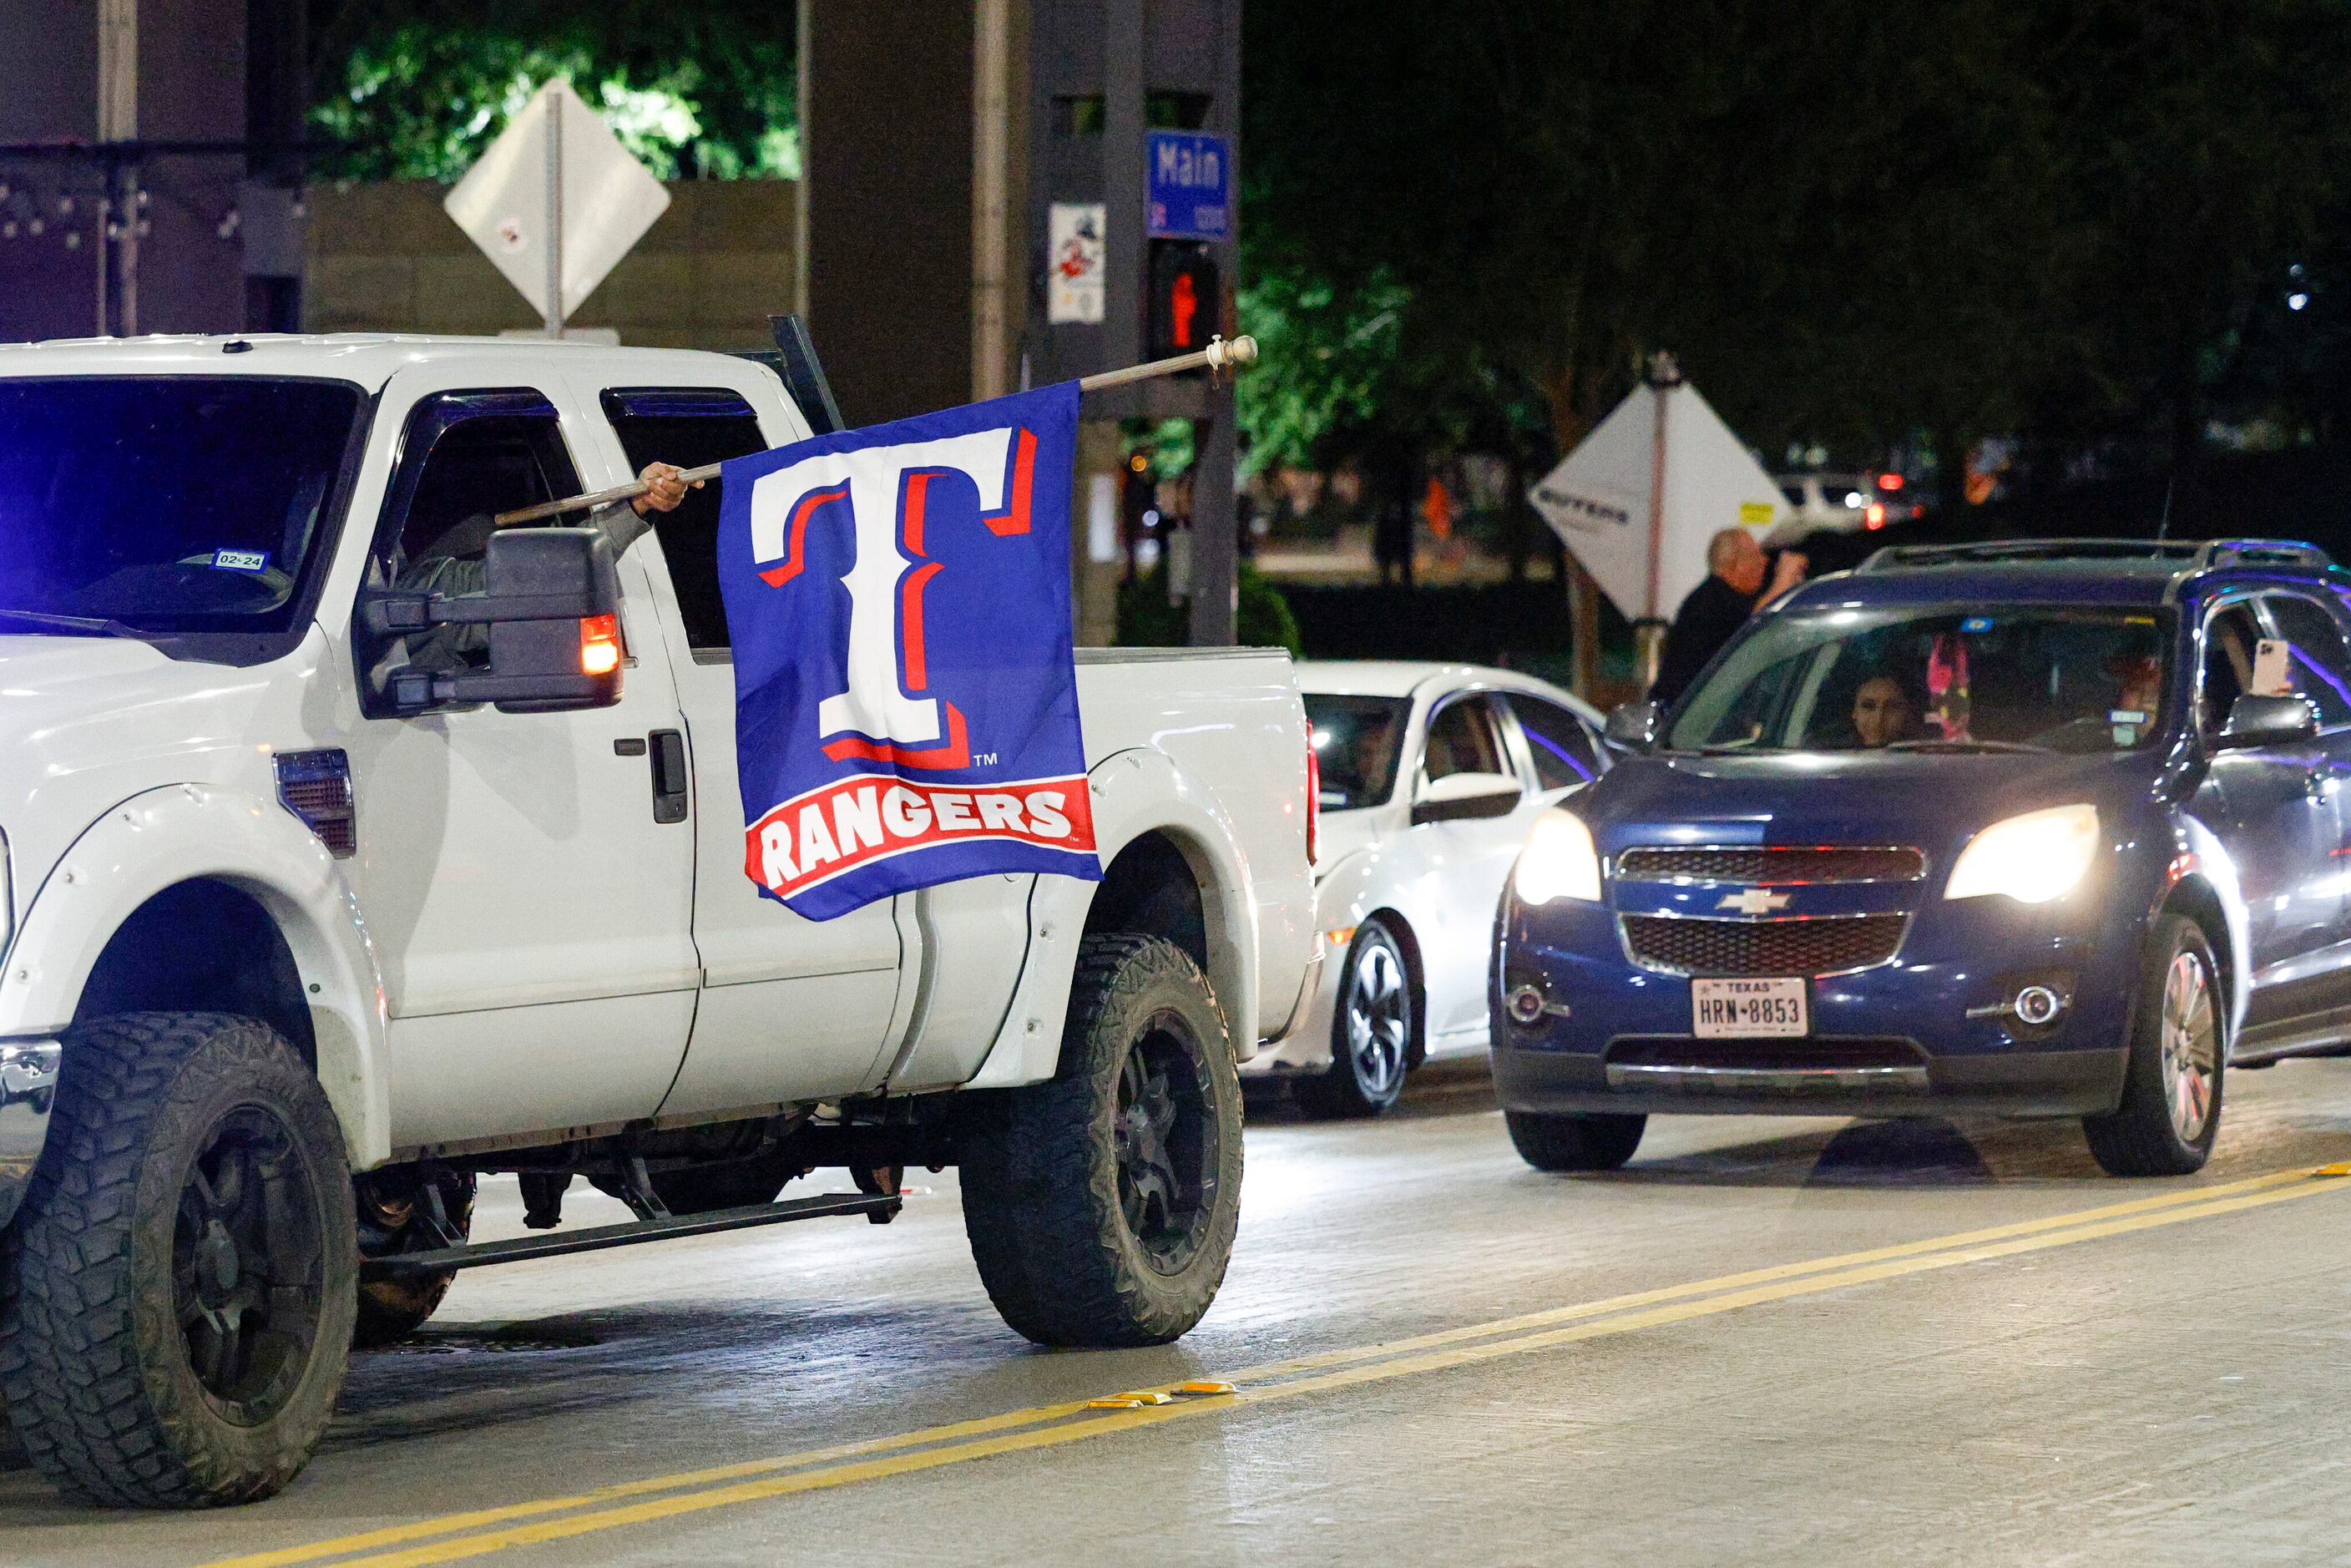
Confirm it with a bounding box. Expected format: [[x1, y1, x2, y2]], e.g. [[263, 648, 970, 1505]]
[[397, 460, 698, 670]]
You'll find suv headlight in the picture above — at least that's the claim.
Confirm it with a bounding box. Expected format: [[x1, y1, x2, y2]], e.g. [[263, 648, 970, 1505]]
[[1944, 803, 2101, 904], [1514, 808, 1602, 905]]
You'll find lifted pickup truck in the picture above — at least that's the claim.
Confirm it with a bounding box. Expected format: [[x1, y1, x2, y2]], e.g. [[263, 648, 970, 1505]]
[[0, 335, 1318, 1507]]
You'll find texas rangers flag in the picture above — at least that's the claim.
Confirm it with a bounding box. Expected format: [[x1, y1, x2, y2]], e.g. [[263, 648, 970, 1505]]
[[718, 382, 1100, 920]]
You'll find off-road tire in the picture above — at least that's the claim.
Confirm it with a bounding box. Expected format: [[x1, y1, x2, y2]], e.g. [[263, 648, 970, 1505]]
[[2084, 915, 2224, 1177], [960, 934, 1242, 1348], [0, 1012, 357, 1507], [353, 1166, 476, 1348], [1297, 920, 1414, 1120], [1505, 1110, 1647, 1172]]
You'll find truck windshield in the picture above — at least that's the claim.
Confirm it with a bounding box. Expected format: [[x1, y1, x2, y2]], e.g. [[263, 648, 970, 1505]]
[[1305, 694, 1411, 808], [1667, 606, 2171, 754], [0, 377, 362, 634]]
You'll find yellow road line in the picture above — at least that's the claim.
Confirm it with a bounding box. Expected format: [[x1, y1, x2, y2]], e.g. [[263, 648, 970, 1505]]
[[205, 1165, 2340, 1568]]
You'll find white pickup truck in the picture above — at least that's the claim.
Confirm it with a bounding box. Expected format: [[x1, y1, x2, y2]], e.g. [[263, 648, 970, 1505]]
[[0, 334, 1318, 1508]]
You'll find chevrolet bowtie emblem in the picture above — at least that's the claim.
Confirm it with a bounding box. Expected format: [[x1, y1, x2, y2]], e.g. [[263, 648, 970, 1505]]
[[1716, 888, 1792, 915]]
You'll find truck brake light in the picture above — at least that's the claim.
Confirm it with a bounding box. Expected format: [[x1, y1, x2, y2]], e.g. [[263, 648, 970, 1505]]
[[1305, 743, 1321, 865], [580, 615, 622, 675]]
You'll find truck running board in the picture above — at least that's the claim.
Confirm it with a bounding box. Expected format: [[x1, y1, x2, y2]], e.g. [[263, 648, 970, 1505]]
[[359, 1188, 903, 1278]]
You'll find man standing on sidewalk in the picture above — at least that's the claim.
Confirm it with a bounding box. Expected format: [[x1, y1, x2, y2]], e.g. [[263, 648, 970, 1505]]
[[1651, 529, 1806, 705]]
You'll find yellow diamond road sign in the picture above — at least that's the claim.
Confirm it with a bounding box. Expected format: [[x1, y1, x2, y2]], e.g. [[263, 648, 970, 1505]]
[[442, 78, 670, 328]]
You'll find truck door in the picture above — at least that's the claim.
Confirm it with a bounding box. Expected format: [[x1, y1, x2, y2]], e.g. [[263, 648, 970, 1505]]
[[589, 384, 904, 1115], [339, 379, 699, 1149]]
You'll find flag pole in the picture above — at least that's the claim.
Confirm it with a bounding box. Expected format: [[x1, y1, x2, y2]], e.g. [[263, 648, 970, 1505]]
[[492, 334, 1261, 526]]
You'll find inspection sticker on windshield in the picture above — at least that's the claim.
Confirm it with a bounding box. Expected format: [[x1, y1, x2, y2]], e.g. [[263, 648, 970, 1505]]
[[1692, 977, 1808, 1038], [210, 549, 269, 573]]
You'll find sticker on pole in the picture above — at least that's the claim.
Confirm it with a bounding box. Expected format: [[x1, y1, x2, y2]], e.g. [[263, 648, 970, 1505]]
[[718, 382, 1100, 920]]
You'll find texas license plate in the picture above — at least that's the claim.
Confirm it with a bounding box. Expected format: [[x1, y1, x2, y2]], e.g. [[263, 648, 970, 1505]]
[[1691, 978, 1808, 1038]]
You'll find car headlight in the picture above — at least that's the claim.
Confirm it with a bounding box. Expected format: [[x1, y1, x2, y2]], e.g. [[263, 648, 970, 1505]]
[[1944, 803, 2101, 904], [1514, 808, 1602, 905]]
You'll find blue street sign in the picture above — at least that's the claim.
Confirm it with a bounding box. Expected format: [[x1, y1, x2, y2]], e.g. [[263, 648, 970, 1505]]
[[1146, 130, 1231, 241]]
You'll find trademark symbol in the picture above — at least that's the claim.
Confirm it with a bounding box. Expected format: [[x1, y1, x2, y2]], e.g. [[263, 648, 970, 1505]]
[[974, 752, 999, 766]]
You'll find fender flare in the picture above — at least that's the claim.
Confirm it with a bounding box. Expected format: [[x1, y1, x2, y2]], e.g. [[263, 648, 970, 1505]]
[[965, 746, 1264, 1087], [0, 783, 392, 1166]]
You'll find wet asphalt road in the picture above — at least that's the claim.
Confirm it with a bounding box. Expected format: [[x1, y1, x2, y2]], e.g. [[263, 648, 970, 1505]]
[[11, 1055, 2351, 1565]]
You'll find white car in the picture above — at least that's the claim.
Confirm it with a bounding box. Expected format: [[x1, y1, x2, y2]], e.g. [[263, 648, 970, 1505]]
[[1246, 662, 1609, 1115]]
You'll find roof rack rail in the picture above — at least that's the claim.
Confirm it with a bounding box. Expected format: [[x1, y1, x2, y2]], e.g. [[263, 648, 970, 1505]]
[[1855, 539, 2202, 572], [2190, 538, 2335, 570]]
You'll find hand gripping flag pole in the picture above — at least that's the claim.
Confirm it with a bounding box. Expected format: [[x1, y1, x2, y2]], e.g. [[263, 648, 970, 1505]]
[[492, 333, 1261, 527]]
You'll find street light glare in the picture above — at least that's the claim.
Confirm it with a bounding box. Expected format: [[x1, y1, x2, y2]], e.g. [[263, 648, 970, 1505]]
[[2288, 291, 2311, 311]]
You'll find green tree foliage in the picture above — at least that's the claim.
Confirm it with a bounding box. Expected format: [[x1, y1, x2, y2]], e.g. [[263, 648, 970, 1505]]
[[306, 1, 797, 182]]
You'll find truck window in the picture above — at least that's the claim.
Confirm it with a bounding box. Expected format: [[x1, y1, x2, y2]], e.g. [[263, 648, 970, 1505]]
[[600, 388, 770, 652], [369, 392, 585, 672], [0, 375, 361, 635], [373, 394, 583, 571]]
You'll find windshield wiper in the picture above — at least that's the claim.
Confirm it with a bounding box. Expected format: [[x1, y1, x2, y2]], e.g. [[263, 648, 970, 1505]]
[[1880, 737, 2050, 755], [0, 608, 143, 639]]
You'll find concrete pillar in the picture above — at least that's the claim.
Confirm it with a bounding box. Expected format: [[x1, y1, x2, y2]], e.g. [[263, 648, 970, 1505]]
[[1073, 417, 1124, 645], [1187, 401, 1237, 644]]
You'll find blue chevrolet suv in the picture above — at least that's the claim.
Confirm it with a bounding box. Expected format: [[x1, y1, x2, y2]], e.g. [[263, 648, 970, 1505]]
[[1494, 539, 2351, 1177]]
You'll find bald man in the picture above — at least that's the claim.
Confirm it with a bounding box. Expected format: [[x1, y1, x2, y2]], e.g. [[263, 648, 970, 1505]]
[[1650, 529, 1806, 705]]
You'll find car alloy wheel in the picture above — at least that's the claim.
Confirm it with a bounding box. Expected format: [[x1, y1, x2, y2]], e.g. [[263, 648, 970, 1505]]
[[1342, 934, 1410, 1102], [2159, 948, 2217, 1146]]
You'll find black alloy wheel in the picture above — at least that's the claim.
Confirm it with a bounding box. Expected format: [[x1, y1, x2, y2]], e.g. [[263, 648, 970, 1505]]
[[1114, 1014, 1220, 1274], [174, 1107, 332, 1421]]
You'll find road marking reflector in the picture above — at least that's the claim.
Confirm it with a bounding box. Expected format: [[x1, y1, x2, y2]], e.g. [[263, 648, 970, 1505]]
[[202, 1162, 2351, 1568], [1176, 1379, 1236, 1395]]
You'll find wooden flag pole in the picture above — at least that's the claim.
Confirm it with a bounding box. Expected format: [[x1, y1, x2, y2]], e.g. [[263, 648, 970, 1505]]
[[492, 334, 1261, 526]]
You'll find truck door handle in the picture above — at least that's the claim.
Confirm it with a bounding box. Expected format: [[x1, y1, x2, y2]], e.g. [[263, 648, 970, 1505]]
[[649, 729, 690, 824]]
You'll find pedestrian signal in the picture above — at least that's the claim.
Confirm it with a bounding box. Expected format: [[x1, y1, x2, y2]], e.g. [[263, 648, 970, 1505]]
[[1148, 242, 1220, 361]]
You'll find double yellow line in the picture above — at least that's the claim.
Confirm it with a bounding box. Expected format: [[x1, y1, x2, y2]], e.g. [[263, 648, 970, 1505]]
[[208, 1164, 2351, 1568]]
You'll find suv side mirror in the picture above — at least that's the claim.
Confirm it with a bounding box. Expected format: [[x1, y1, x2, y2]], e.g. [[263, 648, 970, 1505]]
[[1606, 700, 1662, 751], [1412, 771, 1523, 825], [2218, 693, 2320, 751], [359, 528, 624, 716]]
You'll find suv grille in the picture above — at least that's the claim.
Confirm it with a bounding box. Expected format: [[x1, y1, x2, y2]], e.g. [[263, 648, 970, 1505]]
[[1615, 846, 1926, 884], [1621, 913, 1907, 976]]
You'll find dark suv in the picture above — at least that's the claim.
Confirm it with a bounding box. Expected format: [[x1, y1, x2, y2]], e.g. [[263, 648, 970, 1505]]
[[1494, 539, 2351, 1176]]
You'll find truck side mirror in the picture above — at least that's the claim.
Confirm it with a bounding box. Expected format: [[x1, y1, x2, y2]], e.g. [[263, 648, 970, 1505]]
[[2217, 693, 2319, 751], [1412, 771, 1524, 825], [358, 528, 625, 717], [1605, 700, 1662, 751]]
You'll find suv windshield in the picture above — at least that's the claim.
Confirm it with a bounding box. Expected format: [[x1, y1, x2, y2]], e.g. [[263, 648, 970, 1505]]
[[1667, 606, 2170, 754], [0, 377, 362, 633], [1305, 693, 1411, 808]]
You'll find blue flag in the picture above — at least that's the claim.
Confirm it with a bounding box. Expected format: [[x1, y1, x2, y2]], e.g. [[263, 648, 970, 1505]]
[[717, 382, 1100, 920]]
